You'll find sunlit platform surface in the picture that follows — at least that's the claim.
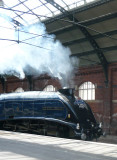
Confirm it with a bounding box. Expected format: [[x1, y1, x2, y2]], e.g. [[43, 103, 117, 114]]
[[0, 130, 117, 160]]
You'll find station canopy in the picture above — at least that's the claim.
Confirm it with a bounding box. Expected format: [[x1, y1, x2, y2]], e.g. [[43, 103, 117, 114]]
[[0, 0, 117, 84], [0, 0, 95, 25]]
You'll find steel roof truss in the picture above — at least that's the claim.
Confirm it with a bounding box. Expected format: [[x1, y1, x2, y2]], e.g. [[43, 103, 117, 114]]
[[45, 0, 109, 86]]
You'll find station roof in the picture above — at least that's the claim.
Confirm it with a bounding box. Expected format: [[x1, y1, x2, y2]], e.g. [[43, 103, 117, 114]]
[[1, 0, 95, 25], [0, 0, 117, 83]]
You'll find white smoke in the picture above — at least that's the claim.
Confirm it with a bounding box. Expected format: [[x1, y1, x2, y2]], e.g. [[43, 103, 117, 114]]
[[0, 15, 76, 87]]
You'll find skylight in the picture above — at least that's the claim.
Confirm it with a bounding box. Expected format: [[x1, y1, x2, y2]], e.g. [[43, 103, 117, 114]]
[[1, 0, 96, 26]]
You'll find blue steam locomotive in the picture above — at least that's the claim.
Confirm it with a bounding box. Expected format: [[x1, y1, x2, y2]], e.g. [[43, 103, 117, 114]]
[[0, 88, 102, 140]]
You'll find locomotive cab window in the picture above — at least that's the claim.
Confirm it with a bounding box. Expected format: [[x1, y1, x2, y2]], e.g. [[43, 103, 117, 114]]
[[79, 82, 95, 100]]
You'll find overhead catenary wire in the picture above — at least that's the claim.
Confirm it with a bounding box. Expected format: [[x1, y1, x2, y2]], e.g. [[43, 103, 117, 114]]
[[0, 25, 55, 39], [0, 7, 117, 40], [0, 25, 55, 50], [1, 7, 114, 64], [0, 38, 51, 50], [0, 5, 117, 52], [0, 6, 117, 42]]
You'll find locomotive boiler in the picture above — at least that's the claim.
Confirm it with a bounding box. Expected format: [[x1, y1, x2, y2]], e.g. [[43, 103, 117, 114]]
[[0, 88, 102, 140]]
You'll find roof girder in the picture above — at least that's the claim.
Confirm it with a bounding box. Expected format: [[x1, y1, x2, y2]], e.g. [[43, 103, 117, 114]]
[[44, 0, 115, 24], [45, 0, 109, 85], [71, 45, 117, 58], [63, 30, 117, 46], [49, 11, 117, 35]]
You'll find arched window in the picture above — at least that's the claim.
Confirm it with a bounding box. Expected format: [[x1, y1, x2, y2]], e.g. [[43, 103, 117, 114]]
[[15, 87, 24, 93], [79, 81, 95, 100], [43, 85, 56, 92]]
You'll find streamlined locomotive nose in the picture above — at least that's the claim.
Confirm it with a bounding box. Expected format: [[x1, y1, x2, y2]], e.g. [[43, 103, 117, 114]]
[[73, 98, 103, 140]]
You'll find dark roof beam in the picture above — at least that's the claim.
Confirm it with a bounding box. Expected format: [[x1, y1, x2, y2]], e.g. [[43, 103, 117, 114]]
[[49, 11, 117, 35], [80, 11, 117, 26], [63, 29, 117, 46], [45, 0, 109, 85], [71, 45, 117, 58], [46, 0, 108, 85], [45, 0, 67, 14], [44, 0, 115, 24]]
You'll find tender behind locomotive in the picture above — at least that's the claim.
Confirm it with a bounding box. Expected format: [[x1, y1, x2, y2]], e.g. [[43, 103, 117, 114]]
[[0, 88, 102, 140]]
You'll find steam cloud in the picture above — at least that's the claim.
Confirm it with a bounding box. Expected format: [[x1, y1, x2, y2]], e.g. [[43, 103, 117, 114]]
[[0, 15, 76, 87]]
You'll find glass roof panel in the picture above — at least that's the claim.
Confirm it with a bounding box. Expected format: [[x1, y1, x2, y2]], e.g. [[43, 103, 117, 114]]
[[1, 0, 96, 26], [24, 0, 44, 10], [54, 0, 67, 8], [45, 3, 57, 12], [33, 5, 51, 17], [62, 0, 85, 9], [21, 13, 38, 24], [76, 1, 85, 7], [17, 0, 28, 2], [46, 12, 54, 18], [40, 16, 46, 21], [13, 4, 29, 12], [0, 15, 15, 42], [54, 10, 61, 15], [86, 0, 95, 2], [3, 0, 20, 8], [14, 16, 28, 25], [69, 3, 76, 10], [4, 10, 17, 18], [29, 17, 39, 24]]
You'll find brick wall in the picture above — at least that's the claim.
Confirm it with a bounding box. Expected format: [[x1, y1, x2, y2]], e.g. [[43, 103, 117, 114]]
[[73, 63, 117, 135], [0, 75, 62, 93], [0, 63, 117, 135]]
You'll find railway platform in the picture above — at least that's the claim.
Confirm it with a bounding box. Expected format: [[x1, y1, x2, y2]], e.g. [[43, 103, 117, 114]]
[[0, 130, 117, 160]]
